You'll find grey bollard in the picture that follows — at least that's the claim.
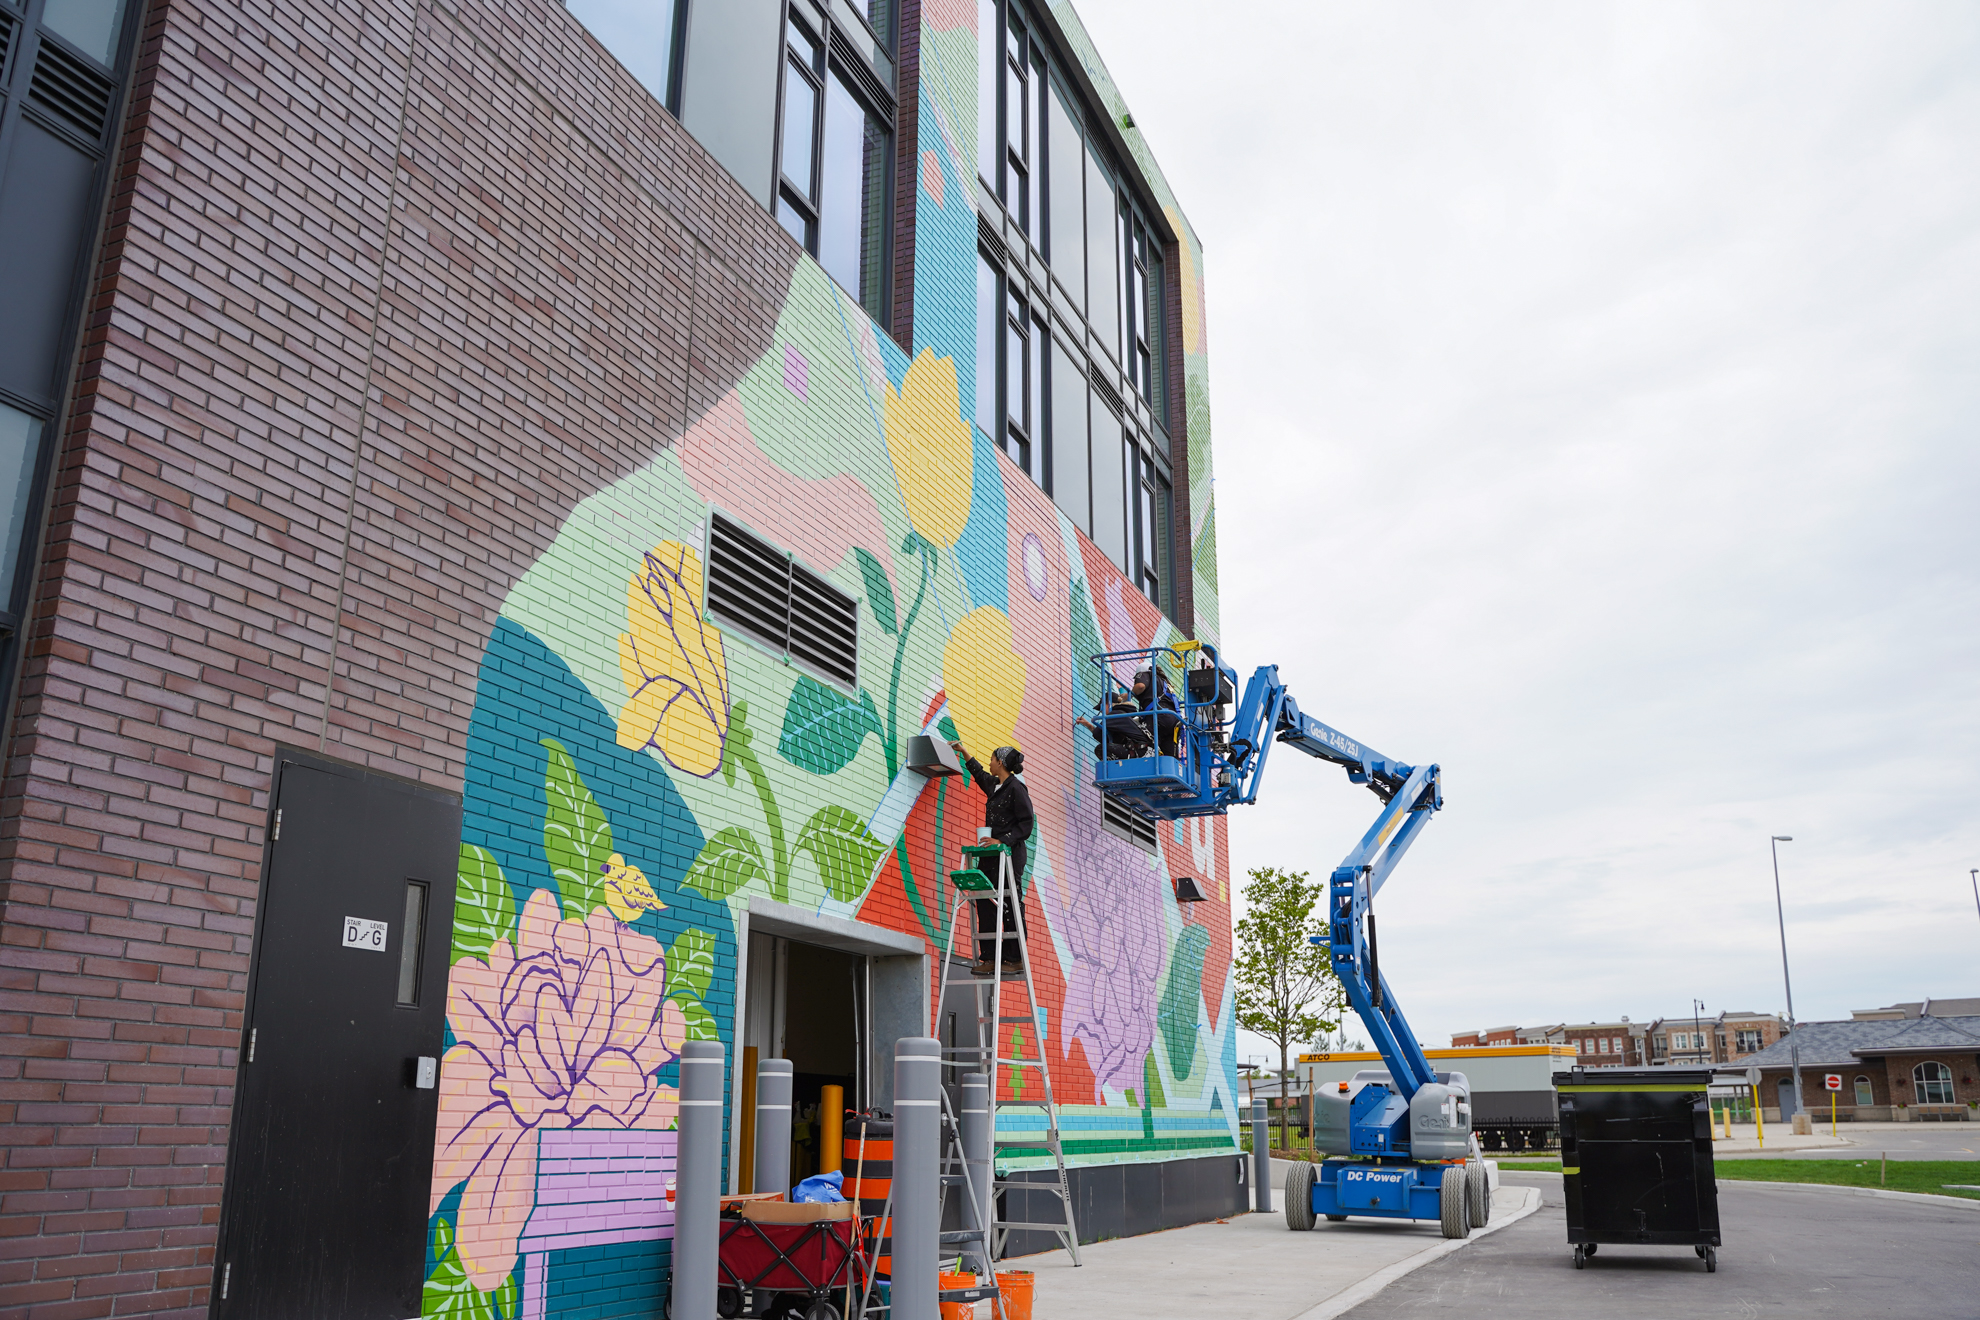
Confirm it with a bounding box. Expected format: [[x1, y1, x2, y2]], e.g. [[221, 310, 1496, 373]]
[[754, 1058, 793, 1195], [674, 1040, 725, 1319], [1251, 1099, 1272, 1212], [959, 1072, 993, 1275], [892, 1037, 942, 1320]]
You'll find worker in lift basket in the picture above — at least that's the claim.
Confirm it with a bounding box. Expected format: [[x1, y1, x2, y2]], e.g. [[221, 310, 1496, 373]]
[[948, 741, 1033, 976], [1074, 669, 1181, 759]]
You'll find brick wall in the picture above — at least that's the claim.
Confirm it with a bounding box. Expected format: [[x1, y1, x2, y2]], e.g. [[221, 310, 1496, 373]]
[[0, 0, 799, 1309]]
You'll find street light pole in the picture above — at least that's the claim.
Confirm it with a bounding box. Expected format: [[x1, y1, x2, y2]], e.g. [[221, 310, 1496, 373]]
[[1693, 998, 1707, 1066], [1771, 836, 1801, 1123], [1970, 869, 1979, 931]]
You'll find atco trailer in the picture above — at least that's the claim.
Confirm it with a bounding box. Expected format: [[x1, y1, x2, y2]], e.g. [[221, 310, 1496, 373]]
[[1300, 1046, 1574, 1152]]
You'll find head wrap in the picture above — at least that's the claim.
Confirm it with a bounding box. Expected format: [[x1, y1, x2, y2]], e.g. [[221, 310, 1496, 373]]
[[993, 746, 1024, 775]]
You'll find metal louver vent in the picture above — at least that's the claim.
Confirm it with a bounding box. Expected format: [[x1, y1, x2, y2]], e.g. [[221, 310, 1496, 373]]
[[0, 11, 17, 82], [1102, 794, 1158, 854], [706, 512, 859, 689], [29, 36, 115, 142]]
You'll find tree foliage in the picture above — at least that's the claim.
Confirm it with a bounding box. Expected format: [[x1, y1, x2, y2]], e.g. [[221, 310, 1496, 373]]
[[1234, 867, 1348, 1144]]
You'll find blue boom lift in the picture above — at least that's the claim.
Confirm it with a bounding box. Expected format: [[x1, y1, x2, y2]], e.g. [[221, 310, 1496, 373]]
[[1089, 641, 1488, 1238]]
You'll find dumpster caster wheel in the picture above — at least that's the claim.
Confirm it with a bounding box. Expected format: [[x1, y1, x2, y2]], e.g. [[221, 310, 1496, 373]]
[[1573, 1245, 1585, 1269], [1695, 1245, 1707, 1258], [1284, 1161, 1317, 1231], [1583, 1243, 1596, 1257], [1704, 1247, 1717, 1273], [1326, 1214, 1348, 1222]]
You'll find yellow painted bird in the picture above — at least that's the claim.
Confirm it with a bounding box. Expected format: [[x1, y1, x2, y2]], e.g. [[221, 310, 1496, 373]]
[[601, 853, 667, 923]]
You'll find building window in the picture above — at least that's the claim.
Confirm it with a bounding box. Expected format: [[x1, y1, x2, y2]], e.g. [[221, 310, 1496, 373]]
[[1002, 296, 1035, 477], [1913, 1060, 1955, 1106], [975, 253, 1000, 438], [1853, 1075, 1873, 1107], [1736, 1029, 1762, 1054], [1125, 216, 1163, 410], [565, 0, 688, 112], [777, 14, 891, 321], [1133, 454, 1168, 612]]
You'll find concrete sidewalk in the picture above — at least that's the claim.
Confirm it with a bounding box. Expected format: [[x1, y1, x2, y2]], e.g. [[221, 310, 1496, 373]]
[[1010, 1182, 1542, 1320]]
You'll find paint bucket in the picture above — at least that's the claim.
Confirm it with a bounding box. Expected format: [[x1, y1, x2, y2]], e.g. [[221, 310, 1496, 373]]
[[844, 1114, 893, 1278], [995, 1269, 1034, 1320], [938, 1270, 976, 1320]]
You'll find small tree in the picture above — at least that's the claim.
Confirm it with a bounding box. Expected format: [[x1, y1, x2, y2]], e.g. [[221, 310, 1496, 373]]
[[1234, 867, 1348, 1149]]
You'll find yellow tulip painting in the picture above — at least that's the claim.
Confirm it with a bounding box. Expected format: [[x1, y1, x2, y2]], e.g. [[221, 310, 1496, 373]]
[[942, 606, 1027, 756], [884, 349, 975, 549], [616, 542, 731, 778]]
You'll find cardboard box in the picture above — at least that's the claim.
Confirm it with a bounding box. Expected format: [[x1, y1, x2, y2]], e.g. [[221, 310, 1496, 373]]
[[740, 1199, 856, 1224]]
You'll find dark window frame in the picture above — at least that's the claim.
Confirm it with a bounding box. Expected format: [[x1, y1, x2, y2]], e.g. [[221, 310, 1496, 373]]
[[774, 4, 896, 321]]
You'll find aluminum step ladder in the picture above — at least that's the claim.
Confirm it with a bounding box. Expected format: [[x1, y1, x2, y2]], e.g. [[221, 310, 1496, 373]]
[[933, 840, 1081, 1266]]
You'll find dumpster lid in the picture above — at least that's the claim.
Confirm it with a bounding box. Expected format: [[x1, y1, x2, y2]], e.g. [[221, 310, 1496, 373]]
[[1552, 1066, 1713, 1092]]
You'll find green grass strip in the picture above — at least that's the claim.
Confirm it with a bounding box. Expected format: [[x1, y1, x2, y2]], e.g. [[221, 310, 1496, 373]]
[[1496, 1157, 1980, 1201]]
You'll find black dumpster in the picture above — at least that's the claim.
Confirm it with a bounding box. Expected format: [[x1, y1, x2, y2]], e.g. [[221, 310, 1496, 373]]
[[1554, 1067, 1721, 1271]]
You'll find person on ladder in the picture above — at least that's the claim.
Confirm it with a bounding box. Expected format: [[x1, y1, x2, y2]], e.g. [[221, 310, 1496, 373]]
[[948, 741, 1033, 977]]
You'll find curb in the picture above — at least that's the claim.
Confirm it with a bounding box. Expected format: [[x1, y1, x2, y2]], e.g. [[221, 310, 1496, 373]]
[[1726, 1179, 1980, 1209], [1501, 1168, 1980, 1210], [1289, 1186, 1543, 1320]]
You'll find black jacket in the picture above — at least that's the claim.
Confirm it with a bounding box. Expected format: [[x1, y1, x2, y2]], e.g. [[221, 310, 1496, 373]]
[[964, 759, 1034, 863]]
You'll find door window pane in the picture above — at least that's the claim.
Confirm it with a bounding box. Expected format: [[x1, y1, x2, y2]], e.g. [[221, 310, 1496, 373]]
[[1051, 340, 1088, 532], [1089, 399, 1127, 573], [0, 403, 43, 602], [566, 0, 680, 107], [819, 72, 888, 318], [41, 0, 127, 64], [1047, 85, 1084, 303], [395, 882, 428, 1007], [781, 61, 818, 196]]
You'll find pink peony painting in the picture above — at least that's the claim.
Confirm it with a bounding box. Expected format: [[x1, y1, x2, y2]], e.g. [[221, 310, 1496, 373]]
[[433, 889, 689, 1289]]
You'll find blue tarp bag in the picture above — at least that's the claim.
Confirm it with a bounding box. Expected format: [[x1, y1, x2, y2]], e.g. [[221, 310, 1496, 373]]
[[792, 1171, 845, 1203]]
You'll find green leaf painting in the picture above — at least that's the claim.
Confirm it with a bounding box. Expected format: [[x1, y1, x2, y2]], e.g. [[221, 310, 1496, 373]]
[[452, 844, 515, 964], [792, 804, 888, 902], [855, 547, 898, 635], [424, 1217, 519, 1320], [673, 997, 721, 1042], [776, 674, 884, 775], [937, 715, 959, 742], [1070, 578, 1106, 710], [541, 739, 611, 919], [682, 826, 768, 901], [668, 928, 716, 1001], [1158, 923, 1211, 1081]]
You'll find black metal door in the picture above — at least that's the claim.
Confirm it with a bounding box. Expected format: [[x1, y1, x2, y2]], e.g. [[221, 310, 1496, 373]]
[[214, 753, 460, 1318]]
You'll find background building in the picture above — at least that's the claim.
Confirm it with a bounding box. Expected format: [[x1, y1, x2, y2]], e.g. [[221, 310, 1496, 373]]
[[0, 0, 1229, 1314], [1454, 1010, 1786, 1068], [1739, 1010, 1980, 1123]]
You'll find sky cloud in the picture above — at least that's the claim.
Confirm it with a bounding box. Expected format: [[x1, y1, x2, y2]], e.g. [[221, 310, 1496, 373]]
[[1077, 0, 1980, 1056]]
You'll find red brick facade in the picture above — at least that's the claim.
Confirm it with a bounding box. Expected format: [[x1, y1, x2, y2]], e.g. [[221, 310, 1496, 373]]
[[0, 0, 801, 1311]]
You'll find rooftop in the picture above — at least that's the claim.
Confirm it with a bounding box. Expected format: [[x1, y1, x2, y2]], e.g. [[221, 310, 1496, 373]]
[[1734, 1015, 1980, 1069]]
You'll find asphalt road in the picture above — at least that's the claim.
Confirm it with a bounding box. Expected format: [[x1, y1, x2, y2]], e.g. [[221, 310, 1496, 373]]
[[1725, 1125, 1980, 1161], [1338, 1173, 1979, 1317]]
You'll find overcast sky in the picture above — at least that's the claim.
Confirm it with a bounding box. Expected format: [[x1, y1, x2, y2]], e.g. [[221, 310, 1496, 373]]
[[1076, 0, 1980, 1062]]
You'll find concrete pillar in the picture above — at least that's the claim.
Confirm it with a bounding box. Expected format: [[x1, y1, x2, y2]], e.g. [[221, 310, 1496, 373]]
[[892, 1037, 941, 1320], [1251, 1099, 1272, 1213], [959, 1072, 993, 1277], [674, 1040, 725, 1319], [753, 1058, 793, 1195]]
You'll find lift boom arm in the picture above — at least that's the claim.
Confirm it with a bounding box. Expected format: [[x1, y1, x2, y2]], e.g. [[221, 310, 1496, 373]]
[[1089, 643, 1444, 1100]]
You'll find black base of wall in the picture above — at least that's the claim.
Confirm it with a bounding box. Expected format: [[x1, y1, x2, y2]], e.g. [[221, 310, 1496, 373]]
[[995, 1151, 1251, 1257]]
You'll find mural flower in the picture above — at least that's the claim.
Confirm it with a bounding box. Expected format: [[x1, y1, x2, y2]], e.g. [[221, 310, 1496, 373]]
[[884, 349, 974, 549], [941, 606, 1027, 756], [434, 890, 689, 1289], [617, 542, 729, 777], [1044, 787, 1168, 1093]]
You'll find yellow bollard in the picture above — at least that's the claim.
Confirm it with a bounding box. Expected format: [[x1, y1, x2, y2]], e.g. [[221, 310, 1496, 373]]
[[1753, 1085, 1763, 1149]]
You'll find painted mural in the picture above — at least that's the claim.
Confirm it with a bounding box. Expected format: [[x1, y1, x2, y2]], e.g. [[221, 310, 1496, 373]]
[[422, 4, 1227, 1316]]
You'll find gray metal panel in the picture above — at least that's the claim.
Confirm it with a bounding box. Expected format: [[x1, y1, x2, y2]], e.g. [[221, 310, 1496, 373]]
[[679, 0, 781, 208], [746, 896, 924, 957]]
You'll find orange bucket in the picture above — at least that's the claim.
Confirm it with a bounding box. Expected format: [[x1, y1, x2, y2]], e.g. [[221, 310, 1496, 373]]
[[939, 1270, 976, 1320], [995, 1269, 1034, 1320]]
